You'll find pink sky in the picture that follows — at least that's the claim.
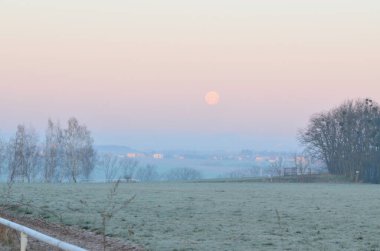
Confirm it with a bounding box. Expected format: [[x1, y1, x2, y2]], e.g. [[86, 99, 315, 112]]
[[0, 0, 379, 150]]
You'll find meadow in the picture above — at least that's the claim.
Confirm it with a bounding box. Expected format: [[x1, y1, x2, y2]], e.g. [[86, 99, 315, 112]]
[[1, 182, 380, 251]]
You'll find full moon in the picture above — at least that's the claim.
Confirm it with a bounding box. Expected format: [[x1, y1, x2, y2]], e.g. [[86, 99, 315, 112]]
[[205, 91, 220, 105]]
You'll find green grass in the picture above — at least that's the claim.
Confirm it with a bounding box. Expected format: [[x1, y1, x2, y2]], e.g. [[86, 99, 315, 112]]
[[1, 182, 380, 250]]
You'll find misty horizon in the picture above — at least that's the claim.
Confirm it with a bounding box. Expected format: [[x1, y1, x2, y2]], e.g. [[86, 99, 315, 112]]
[[1, 127, 300, 152]]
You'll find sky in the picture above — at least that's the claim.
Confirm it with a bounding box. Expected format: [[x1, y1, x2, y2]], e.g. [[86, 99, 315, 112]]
[[0, 0, 379, 151]]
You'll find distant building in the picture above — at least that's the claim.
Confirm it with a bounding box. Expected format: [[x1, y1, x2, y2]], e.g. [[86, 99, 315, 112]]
[[153, 153, 164, 159], [127, 153, 137, 158], [255, 157, 265, 162], [268, 159, 277, 164], [295, 156, 308, 165]]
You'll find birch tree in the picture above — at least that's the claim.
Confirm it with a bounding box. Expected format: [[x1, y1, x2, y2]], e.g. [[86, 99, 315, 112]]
[[44, 119, 65, 182], [7, 125, 39, 183], [64, 118, 96, 182]]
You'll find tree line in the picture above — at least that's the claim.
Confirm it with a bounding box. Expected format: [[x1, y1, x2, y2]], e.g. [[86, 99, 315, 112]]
[[0, 118, 203, 183], [98, 153, 202, 182], [0, 118, 95, 183], [299, 98, 380, 183]]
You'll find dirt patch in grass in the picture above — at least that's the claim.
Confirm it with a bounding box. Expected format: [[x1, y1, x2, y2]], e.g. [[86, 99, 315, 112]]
[[0, 211, 143, 251]]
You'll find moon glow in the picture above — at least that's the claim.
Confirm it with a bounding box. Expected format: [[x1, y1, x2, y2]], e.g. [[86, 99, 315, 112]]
[[205, 91, 220, 105]]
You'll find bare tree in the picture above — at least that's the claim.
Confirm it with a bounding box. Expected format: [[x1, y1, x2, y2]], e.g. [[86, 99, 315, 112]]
[[80, 128, 96, 180], [270, 157, 284, 176], [299, 98, 380, 183], [24, 127, 40, 182], [7, 125, 39, 183], [99, 154, 119, 182], [44, 119, 65, 182], [135, 164, 158, 182], [119, 157, 138, 180], [64, 118, 96, 182], [166, 167, 202, 181], [98, 180, 135, 251], [294, 154, 310, 175]]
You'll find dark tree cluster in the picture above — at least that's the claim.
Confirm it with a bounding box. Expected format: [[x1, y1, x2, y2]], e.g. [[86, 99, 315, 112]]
[[165, 167, 202, 181], [1, 117, 96, 183], [299, 98, 380, 183]]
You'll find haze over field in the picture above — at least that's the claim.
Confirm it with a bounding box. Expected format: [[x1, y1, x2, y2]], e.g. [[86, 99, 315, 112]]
[[1, 0, 379, 150]]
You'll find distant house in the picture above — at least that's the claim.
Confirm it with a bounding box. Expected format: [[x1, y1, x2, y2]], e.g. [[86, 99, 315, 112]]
[[127, 153, 137, 158], [255, 157, 265, 162], [153, 153, 164, 159]]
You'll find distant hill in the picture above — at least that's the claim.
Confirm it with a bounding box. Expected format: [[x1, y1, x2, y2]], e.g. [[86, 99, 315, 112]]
[[94, 145, 137, 154]]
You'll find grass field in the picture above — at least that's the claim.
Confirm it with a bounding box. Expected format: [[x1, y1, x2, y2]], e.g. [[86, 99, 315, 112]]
[[1, 182, 380, 251]]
